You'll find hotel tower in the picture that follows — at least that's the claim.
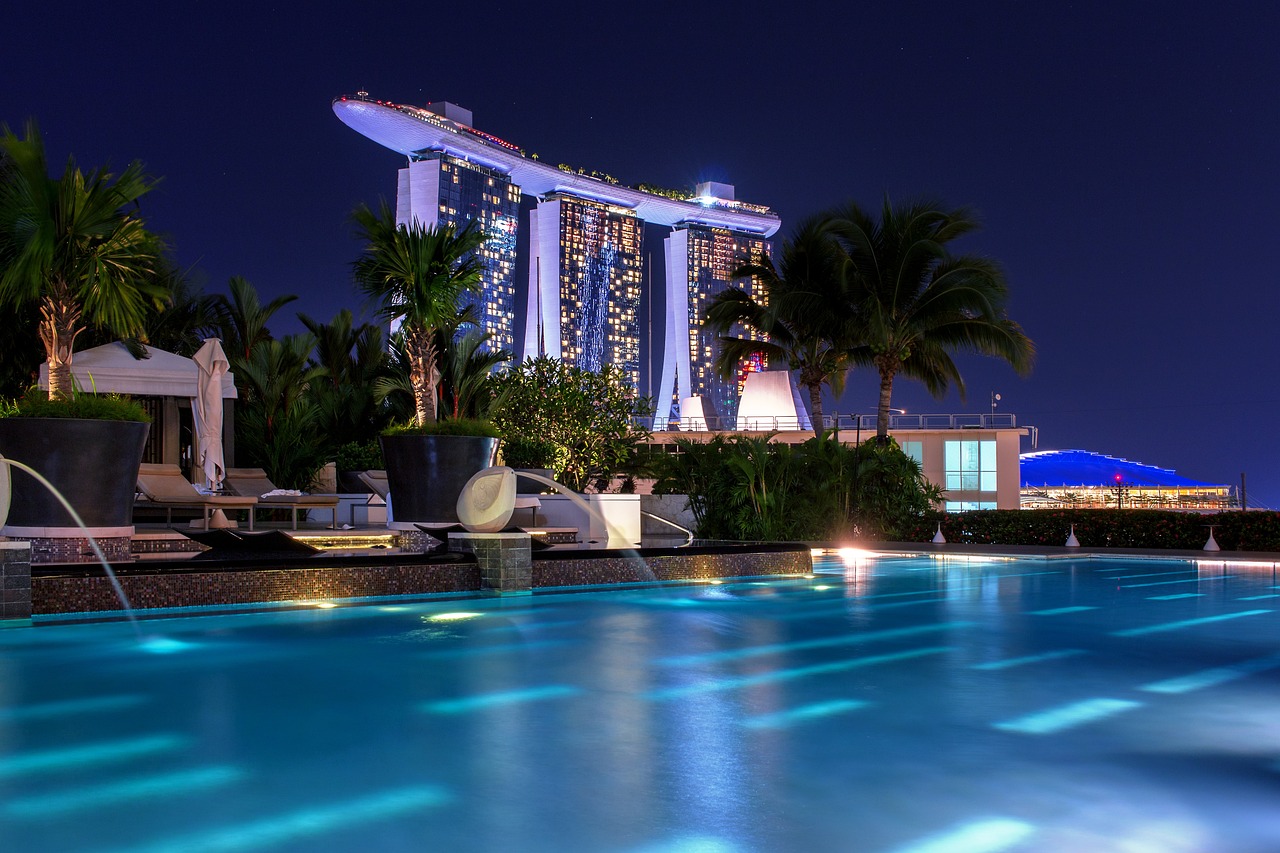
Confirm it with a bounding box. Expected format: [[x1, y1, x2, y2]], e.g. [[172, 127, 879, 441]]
[[334, 94, 781, 428]]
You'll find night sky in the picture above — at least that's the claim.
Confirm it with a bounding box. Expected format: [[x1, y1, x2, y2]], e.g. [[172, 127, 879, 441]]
[[5, 2, 1278, 505]]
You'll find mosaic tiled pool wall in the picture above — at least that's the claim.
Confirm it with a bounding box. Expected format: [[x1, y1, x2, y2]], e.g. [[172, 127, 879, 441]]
[[33, 560, 483, 615], [533, 546, 812, 588], [29, 545, 812, 616]]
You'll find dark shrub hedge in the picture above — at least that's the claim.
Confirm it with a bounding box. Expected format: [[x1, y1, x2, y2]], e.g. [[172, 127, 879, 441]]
[[900, 509, 1280, 552]]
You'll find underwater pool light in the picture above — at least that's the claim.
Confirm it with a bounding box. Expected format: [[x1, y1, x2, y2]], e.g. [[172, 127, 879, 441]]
[[427, 612, 483, 622]]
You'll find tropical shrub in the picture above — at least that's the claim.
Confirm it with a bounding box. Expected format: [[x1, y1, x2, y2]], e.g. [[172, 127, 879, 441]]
[[651, 434, 939, 541], [489, 356, 652, 492]]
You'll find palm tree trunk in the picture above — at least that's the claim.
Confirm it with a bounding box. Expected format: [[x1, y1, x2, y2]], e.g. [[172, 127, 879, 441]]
[[38, 280, 83, 401], [875, 361, 896, 442], [406, 325, 439, 426], [807, 382, 824, 431]]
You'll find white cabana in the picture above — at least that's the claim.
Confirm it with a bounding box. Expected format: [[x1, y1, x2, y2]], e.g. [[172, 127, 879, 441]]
[[40, 342, 237, 477], [39, 341, 236, 399]]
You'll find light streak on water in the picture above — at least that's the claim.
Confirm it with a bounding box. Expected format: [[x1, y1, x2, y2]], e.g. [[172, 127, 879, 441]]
[[970, 649, 1086, 671], [647, 647, 951, 700], [657, 622, 974, 666], [1112, 610, 1271, 637], [886, 817, 1036, 852], [994, 698, 1141, 734], [4, 766, 243, 818], [0, 694, 146, 722], [741, 699, 869, 729], [92, 786, 450, 853], [420, 685, 580, 714], [1140, 652, 1280, 694], [0, 734, 186, 779]]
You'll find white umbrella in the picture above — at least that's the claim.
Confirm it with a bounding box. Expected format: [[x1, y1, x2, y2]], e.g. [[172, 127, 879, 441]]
[[192, 338, 230, 491]]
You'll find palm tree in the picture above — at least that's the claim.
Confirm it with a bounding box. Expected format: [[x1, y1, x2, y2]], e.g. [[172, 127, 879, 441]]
[[351, 202, 487, 426], [829, 197, 1036, 441], [209, 275, 297, 364], [704, 216, 856, 429], [299, 308, 394, 446], [0, 121, 166, 399]]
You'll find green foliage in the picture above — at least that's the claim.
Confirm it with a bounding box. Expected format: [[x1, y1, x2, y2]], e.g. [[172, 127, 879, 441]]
[[331, 439, 383, 472], [489, 356, 652, 492], [3, 388, 148, 422], [351, 201, 487, 426], [650, 434, 938, 541], [708, 215, 858, 426], [499, 435, 560, 468], [828, 197, 1036, 439], [300, 308, 395, 449], [899, 509, 1280, 552], [233, 334, 326, 488], [0, 120, 168, 399], [384, 417, 500, 438]]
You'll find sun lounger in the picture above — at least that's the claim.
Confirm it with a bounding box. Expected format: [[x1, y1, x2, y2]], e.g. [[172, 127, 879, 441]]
[[224, 467, 340, 530], [136, 463, 258, 531]]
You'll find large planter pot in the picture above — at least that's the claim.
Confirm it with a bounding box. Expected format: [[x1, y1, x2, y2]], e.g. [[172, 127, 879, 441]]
[[513, 468, 555, 494], [0, 418, 149, 528], [379, 434, 498, 524]]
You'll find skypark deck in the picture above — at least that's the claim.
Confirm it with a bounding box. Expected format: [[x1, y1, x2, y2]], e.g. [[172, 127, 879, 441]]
[[333, 94, 781, 236]]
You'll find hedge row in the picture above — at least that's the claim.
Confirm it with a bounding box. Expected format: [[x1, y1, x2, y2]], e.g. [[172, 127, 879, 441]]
[[899, 510, 1280, 552]]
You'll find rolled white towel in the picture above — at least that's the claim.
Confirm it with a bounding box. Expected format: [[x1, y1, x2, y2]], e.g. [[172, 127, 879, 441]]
[[261, 489, 303, 497]]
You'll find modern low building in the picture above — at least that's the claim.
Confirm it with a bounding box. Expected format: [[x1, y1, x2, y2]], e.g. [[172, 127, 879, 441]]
[[333, 94, 780, 417], [645, 412, 1027, 511], [1019, 449, 1234, 510]]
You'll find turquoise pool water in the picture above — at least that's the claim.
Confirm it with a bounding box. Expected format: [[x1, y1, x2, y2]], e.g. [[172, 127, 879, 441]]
[[2, 553, 1279, 852]]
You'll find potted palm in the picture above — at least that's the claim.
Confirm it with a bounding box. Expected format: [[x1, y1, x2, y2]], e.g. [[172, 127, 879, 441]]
[[0, 122, 163, 536], [352, 202, 498, 525]]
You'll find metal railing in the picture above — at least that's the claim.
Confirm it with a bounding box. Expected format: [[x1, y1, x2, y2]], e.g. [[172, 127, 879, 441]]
[[648, 412, 1019, 433]]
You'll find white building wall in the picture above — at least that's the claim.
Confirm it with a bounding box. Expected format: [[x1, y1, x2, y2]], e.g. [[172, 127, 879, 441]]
[[396, 160, 444, 229], [522, 200, 564, 361], [652, 229, 691, 428]]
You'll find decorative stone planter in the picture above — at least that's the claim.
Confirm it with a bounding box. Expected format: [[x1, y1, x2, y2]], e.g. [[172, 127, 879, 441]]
[[0, 418, 149, 563], [0, 418, 149, 529], [379, 434, 498, 525]]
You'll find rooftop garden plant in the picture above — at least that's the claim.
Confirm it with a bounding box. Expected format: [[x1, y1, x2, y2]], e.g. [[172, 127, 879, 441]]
[[0, 121, 167, 406]]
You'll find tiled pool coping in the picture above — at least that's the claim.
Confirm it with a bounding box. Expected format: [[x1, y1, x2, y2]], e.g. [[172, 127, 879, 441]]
[[28, 542, 812, 618]]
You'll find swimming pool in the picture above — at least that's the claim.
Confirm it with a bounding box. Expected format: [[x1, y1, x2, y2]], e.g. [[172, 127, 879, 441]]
[[2, 552, 1278, 852]]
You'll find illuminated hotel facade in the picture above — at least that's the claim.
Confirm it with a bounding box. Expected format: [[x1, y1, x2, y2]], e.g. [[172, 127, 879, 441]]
[[395, 152, 521, 353], [333, 94, 780, 424]]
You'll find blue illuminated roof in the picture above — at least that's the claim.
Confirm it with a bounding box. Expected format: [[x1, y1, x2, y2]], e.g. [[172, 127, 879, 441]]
[[1019, 450, 1226, 489]]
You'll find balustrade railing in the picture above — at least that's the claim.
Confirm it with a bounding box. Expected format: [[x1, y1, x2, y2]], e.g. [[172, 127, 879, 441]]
[[647, 412, 1018, 433]]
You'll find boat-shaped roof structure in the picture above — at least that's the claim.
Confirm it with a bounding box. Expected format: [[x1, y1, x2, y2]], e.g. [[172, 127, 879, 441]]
[[333, 95, 781, 237]]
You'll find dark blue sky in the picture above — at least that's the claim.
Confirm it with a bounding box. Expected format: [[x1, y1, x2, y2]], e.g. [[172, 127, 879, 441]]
[[5, 1, 1278, 505]]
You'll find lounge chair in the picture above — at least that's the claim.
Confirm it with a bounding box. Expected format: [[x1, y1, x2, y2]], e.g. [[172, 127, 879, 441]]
[[224, 467, 340, 530], [136, 463, 258, 531]]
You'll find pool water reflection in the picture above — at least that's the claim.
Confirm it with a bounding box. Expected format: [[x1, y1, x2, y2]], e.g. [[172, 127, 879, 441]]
[[1, 554, 1279, 852]]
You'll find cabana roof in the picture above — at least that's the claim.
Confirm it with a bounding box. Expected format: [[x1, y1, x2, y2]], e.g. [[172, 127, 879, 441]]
[[39, 342, 236, 398]]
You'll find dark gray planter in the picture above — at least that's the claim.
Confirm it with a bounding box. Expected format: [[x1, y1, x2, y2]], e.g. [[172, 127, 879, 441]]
[[379, 434, 498, 524], [514, 468, 555, 494], [0, 418, 149, 528]]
